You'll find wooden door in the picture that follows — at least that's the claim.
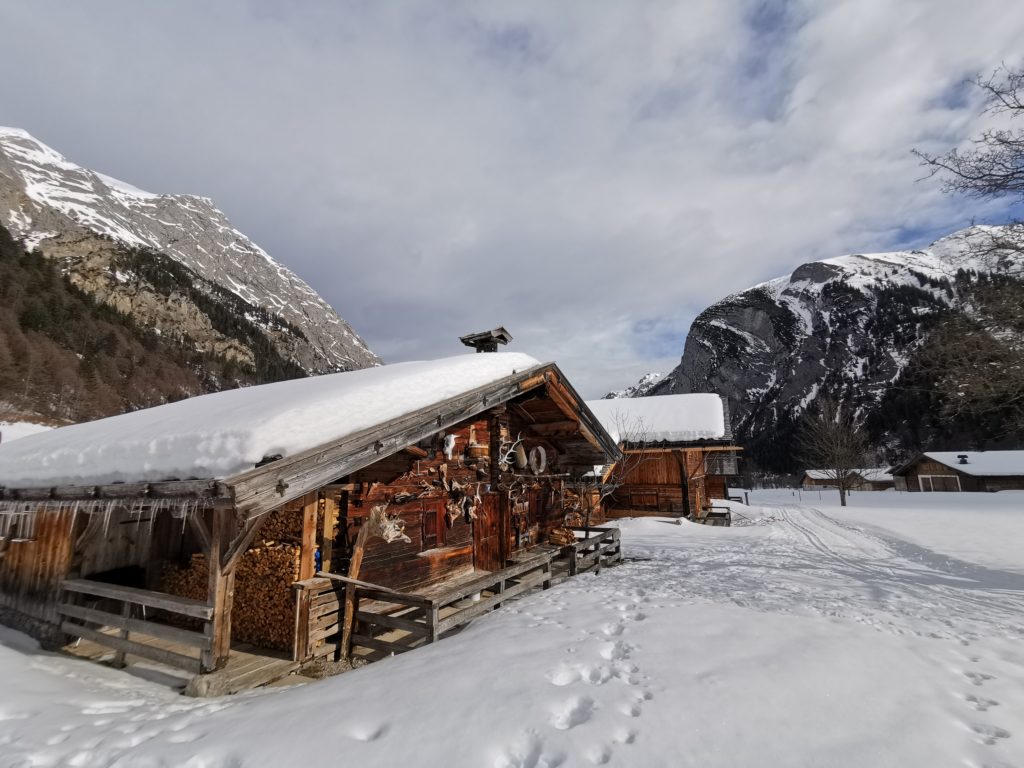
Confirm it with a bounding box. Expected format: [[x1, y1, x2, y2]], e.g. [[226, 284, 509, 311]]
[[474, 495, 504, 572]]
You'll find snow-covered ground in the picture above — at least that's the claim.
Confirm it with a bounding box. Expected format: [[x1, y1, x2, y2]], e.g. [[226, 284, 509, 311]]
[[1, 490, 1022, 767]]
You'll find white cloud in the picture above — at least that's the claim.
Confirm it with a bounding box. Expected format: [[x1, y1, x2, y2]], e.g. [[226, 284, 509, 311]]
[[1, 0, 1022, 395]]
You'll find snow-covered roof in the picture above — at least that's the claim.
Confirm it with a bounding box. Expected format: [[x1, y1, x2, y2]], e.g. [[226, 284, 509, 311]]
[[0, 353, 542, 488], [804, 468, 893, 482], [585, 394, 727, 444], [923, 451, 1024, 477]]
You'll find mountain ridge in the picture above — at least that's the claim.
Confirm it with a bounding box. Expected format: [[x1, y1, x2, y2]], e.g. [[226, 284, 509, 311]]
[[645, 225, 1024, 470], [0, 126, 379, 375]]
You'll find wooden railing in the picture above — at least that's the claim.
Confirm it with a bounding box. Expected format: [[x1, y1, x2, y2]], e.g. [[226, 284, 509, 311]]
[[59, 578, 214, 674], [295, 553, 554, 661], [560, 526, 623, 576], [292, 577, 346, 662]]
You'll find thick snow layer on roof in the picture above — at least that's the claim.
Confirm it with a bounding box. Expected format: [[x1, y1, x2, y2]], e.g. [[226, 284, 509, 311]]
[[0, 353, 542, 488], [805, 468, 893, 482], [925, 451, 1024, 477], [586, 394, 726, 443]]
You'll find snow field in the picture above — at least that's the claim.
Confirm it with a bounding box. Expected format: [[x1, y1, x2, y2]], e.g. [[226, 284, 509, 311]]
[[0, 491, 1022, 767]]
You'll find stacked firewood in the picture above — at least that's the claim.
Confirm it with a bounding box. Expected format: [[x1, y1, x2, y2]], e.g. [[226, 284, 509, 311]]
[[548, 527, 577, 547], [161, 536, 302, 651], [233, 543, 301, 649]]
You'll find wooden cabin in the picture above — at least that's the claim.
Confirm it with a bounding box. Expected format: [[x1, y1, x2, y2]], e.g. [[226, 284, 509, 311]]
[[0, 354, 621, 695], [801, 468, 894, 492], [586, 394, 741, 522], [891, 451, 1024, 492]]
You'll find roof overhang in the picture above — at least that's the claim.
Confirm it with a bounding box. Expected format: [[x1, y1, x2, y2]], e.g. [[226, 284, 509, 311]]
[[1, 363, 621, 519]]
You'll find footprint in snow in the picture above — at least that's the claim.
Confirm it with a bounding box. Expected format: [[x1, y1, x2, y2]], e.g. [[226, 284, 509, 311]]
[[964, 671, 995, 686], [587, 744, 613, 765], [347, 722, 388, 742], [601, 622, 625, 637], [970, 723, 1011, 746], [600, 640, 632, 662], [494, 730, 564, 768], [550, 695, 595, 730], [965, 695, 1000, 712]]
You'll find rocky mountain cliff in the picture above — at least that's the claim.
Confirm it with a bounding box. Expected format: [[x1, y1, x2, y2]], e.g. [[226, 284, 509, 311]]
[[647, 226, 1024, 471], [0, 127, 379, 377]]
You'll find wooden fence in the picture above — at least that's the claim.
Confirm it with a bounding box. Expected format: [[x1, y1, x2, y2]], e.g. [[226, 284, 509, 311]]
[[58, 578, 214, 674], [560, 526, 623, 576], [294, 553, 553, 661]]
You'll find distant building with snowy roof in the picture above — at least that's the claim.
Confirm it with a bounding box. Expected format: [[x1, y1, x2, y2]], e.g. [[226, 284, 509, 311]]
[[801, 468, 894, 492], [585, 394, 741, 522], [891, 451, 1024, 492]]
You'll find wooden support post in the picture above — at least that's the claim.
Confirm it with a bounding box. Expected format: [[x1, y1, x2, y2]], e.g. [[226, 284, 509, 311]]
[[321, 492, 339, 574], [299, 493, 318, 581], [112, 602, 131, 668], [202, 508, 235, 672], [339, 520, 370, 659], [293, 586, 311, 663], [427, 604, 439, 643]]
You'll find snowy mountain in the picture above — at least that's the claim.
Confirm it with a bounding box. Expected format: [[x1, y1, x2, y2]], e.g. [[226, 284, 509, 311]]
[[601, 372, 663, 399], [648, 226, 1024, 469], [0, 127, 379, 375]]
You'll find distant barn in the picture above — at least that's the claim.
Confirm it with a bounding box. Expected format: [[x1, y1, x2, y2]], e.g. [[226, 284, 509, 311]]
[[586, 394, 741, 522], [801, 468, 894, 492], [891, 451, 1024, 492]]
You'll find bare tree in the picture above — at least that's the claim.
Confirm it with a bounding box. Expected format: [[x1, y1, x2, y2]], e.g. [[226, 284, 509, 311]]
[[798, 398, 868, 507], [564, 413, 652, 533], [912, 65, 1024, 435], [915, 65, 1024, 203]]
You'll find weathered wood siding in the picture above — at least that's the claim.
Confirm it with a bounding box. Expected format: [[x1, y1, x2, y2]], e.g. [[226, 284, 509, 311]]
[[901, 460, 976, 492], [0, 507, 76, 632]]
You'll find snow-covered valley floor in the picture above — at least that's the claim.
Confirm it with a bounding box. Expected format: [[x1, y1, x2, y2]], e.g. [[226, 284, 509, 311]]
[[2, 490, 1023, 767]]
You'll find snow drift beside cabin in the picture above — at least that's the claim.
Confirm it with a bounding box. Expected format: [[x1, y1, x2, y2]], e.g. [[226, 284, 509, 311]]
[[0, 353, 542, 488], [586, 393, 726, 444]]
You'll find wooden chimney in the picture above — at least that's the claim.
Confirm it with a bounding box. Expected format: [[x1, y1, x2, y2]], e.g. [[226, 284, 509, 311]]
[[459, 327, 512, 353]]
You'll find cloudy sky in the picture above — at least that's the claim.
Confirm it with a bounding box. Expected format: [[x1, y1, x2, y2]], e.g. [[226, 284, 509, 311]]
[[2, 1, 1023, 396]]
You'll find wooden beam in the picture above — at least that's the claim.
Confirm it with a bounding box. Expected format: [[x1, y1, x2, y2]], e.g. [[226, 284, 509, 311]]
[[62, 622, 202, 674], [221, 513, 269, 573], [58, 602, 212, 650], [321, 492, 339, 574], [203, 508, 235, 672], [188, 512, 212, 555], [298, 493, 318, 581], [61, 579, 213, 620], [5, 479, 233, 503], [524, 420, 580, 438]]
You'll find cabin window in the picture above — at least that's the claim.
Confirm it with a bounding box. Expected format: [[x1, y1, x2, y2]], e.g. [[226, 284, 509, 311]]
[[421, 506, 445, 550]]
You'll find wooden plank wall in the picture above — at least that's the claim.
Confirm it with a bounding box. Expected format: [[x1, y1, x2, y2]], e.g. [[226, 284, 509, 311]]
[[0, 507, 76, 628], [77, 505, 156, 578]]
